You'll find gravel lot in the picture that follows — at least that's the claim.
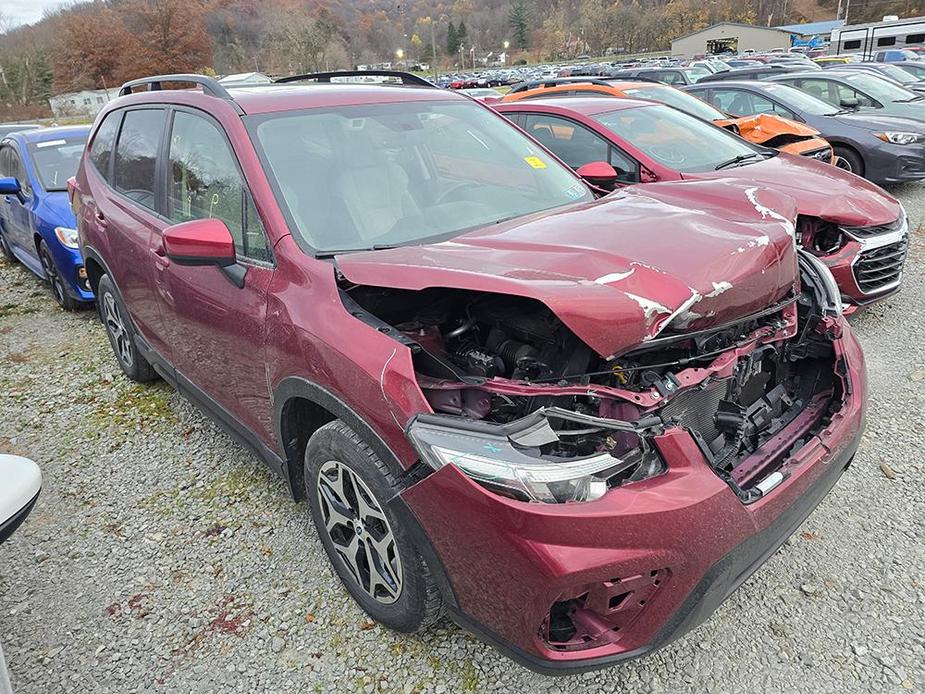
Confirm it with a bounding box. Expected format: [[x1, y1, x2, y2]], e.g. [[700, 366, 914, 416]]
[[1, 184, 924, 694]]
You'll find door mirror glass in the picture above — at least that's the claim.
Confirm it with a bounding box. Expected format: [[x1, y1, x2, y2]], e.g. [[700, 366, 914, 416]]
[[0, 176, 21, 196], [576, 161, 618, 184], [163, 218, 236, 267]]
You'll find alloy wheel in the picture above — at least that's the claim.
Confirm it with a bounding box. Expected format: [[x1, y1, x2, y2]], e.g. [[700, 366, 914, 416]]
[[40, 247, 67, 306], [103, 293, 134, 368], [316, 460, 403, 604]]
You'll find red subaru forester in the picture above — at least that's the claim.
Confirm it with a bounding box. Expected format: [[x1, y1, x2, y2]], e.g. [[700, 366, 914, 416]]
[[72, 72, 866, 674]]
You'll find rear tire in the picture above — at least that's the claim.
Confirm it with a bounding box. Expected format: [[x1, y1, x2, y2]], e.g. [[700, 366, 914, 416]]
[[97, 274, 158, 382], [304, 420, 443, 632], [833, 147, 864, 177], [39, 240, 82, 311]]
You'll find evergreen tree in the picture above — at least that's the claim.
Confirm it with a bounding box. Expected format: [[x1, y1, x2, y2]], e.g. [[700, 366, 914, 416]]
[[509, 2, 529, 50], [457, 21, 468, 48], [446, 21, 459, 55]]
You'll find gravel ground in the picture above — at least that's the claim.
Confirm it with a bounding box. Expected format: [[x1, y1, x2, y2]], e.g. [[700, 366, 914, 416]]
[[1, 185, 924, 694]]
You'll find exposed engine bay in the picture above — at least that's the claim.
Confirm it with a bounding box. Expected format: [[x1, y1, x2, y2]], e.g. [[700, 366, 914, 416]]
[[342, 258, 846, 503]]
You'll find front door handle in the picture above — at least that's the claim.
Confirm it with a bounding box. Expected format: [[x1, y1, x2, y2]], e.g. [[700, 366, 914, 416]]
[[94, 209, 108, 229], [150, 246, 170, 270]]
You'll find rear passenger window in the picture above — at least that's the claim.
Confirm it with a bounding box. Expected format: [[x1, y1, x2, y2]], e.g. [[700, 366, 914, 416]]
[[89, 110, 120, 179], [167, 111, 270, 263], [113, 109, 166, 210], [844, 40, 862, 50], [877, 37, 896, 47], [908, 34, 925, 44]]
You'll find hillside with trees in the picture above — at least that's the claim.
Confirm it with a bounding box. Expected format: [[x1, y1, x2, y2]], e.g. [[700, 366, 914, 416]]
[[1, 0, 924, 120]]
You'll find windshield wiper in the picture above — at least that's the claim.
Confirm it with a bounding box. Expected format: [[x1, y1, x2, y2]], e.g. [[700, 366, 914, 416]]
[[714, 152, 764, 170], [896, 95, 924, 103]]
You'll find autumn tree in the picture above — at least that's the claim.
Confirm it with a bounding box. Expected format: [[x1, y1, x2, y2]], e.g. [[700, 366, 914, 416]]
[[124, 0, 213, 80], [52, 5, 134, 92]]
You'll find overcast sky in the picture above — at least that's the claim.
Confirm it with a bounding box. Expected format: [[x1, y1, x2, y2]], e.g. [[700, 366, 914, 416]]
[[3, 0, 68, 28]]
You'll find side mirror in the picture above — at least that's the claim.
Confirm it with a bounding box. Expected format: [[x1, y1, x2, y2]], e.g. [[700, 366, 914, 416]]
[[840, 97, 859, 109], [163, 218, 236, 267], [0, 177, 24, 202], [576, 161, 619, 185]]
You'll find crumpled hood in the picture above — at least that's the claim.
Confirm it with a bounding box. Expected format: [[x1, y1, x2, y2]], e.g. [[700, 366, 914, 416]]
[[728, 113, 821, 141], [690, 152, 901, 227], [336, 180, 799, 358]]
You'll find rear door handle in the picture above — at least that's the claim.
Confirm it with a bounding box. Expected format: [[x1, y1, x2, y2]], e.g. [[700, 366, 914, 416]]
[[94, 209, 108, 228]]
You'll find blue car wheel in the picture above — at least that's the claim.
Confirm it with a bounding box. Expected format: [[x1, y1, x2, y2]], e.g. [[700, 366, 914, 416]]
[[0, 228, 15, 263], [38, 239, 82, 311]]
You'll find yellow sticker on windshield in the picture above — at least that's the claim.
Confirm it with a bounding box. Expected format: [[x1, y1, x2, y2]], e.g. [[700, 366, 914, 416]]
[[524, 156, 547, 169]]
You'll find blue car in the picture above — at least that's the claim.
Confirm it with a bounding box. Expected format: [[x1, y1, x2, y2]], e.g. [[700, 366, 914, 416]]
[[0, 126, 93, 309]]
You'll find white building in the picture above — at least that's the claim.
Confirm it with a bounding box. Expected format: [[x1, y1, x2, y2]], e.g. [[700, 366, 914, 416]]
[[48, 89, 112, 119]]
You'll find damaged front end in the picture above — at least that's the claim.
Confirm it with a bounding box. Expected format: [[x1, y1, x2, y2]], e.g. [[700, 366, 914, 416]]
[[342, 247, 849, 507]]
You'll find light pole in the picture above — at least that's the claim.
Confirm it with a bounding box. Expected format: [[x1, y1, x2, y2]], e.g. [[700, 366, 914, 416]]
[[430, 18, 438, 82], [395, 48, 404, 69]]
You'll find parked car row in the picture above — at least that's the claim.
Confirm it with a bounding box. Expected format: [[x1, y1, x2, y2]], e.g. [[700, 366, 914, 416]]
[[0, 67, 903, 674]]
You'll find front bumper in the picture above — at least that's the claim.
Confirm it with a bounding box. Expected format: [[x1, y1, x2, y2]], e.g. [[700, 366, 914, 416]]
[[866, 143, 925, 183], [821, 220, 908, 306], [399, 323, 866, 674]]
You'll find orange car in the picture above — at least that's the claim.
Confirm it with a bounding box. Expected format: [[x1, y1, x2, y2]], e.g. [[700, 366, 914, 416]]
[[501, 78, 835, 163]]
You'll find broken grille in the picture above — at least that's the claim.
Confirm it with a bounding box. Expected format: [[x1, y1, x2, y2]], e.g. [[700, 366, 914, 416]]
[[658, 379, 729, 449], [853, 238, 908, 293], [841, 217, 903, 239]]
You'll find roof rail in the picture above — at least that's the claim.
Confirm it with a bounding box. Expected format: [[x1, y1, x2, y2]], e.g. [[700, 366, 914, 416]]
[[118, 74, 234, 100], [507, 77, 615, 94], [275, 70, 435, 88], [603, 75, 663, 84]]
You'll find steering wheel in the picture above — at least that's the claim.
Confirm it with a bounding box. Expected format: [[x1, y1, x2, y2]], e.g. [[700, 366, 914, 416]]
[[645, 145, 687, 166], [435, 181, 483, 205]]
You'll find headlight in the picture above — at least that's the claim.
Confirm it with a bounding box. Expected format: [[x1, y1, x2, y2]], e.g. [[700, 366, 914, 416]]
[[874, 131, 925, 145], [798, 249, 843, 316], [54, 226, 79, 249], [407, 412, 662, 504]]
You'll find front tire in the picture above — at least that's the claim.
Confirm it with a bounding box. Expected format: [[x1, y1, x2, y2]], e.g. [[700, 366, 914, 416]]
[[304, 420, 442, 632], [97, 274, 158, 382], [39, 240, 82, 311], [0, 228, 15, 263], [833, 147, 864, 177]]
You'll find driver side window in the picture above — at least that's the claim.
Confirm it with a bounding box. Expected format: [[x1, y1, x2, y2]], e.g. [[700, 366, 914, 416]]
[[167, 111, 271, 263], [522, 114, 638, 183], [113, 109, 166, 211], [8, 148, 31, 197], [835, 83, 875, 107]]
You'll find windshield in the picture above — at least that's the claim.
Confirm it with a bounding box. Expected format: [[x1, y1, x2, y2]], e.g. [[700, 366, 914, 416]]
[[594, 103, 763, 173], [248, 100, 592, 253], [762, 82, 839, 115], [898, 62, 925, 78], [620, 84, 726, 121], [685, 67, 711, 82], [843, 72, 919, 102], [27, 138, 85, 191], [873, 64, 919, 84]]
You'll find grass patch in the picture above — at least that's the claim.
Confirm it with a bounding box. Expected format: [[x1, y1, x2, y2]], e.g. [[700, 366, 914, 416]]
[[0, 302, 39, 318], [94, 382, 178, 427], [195, 465, 266, 508]]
